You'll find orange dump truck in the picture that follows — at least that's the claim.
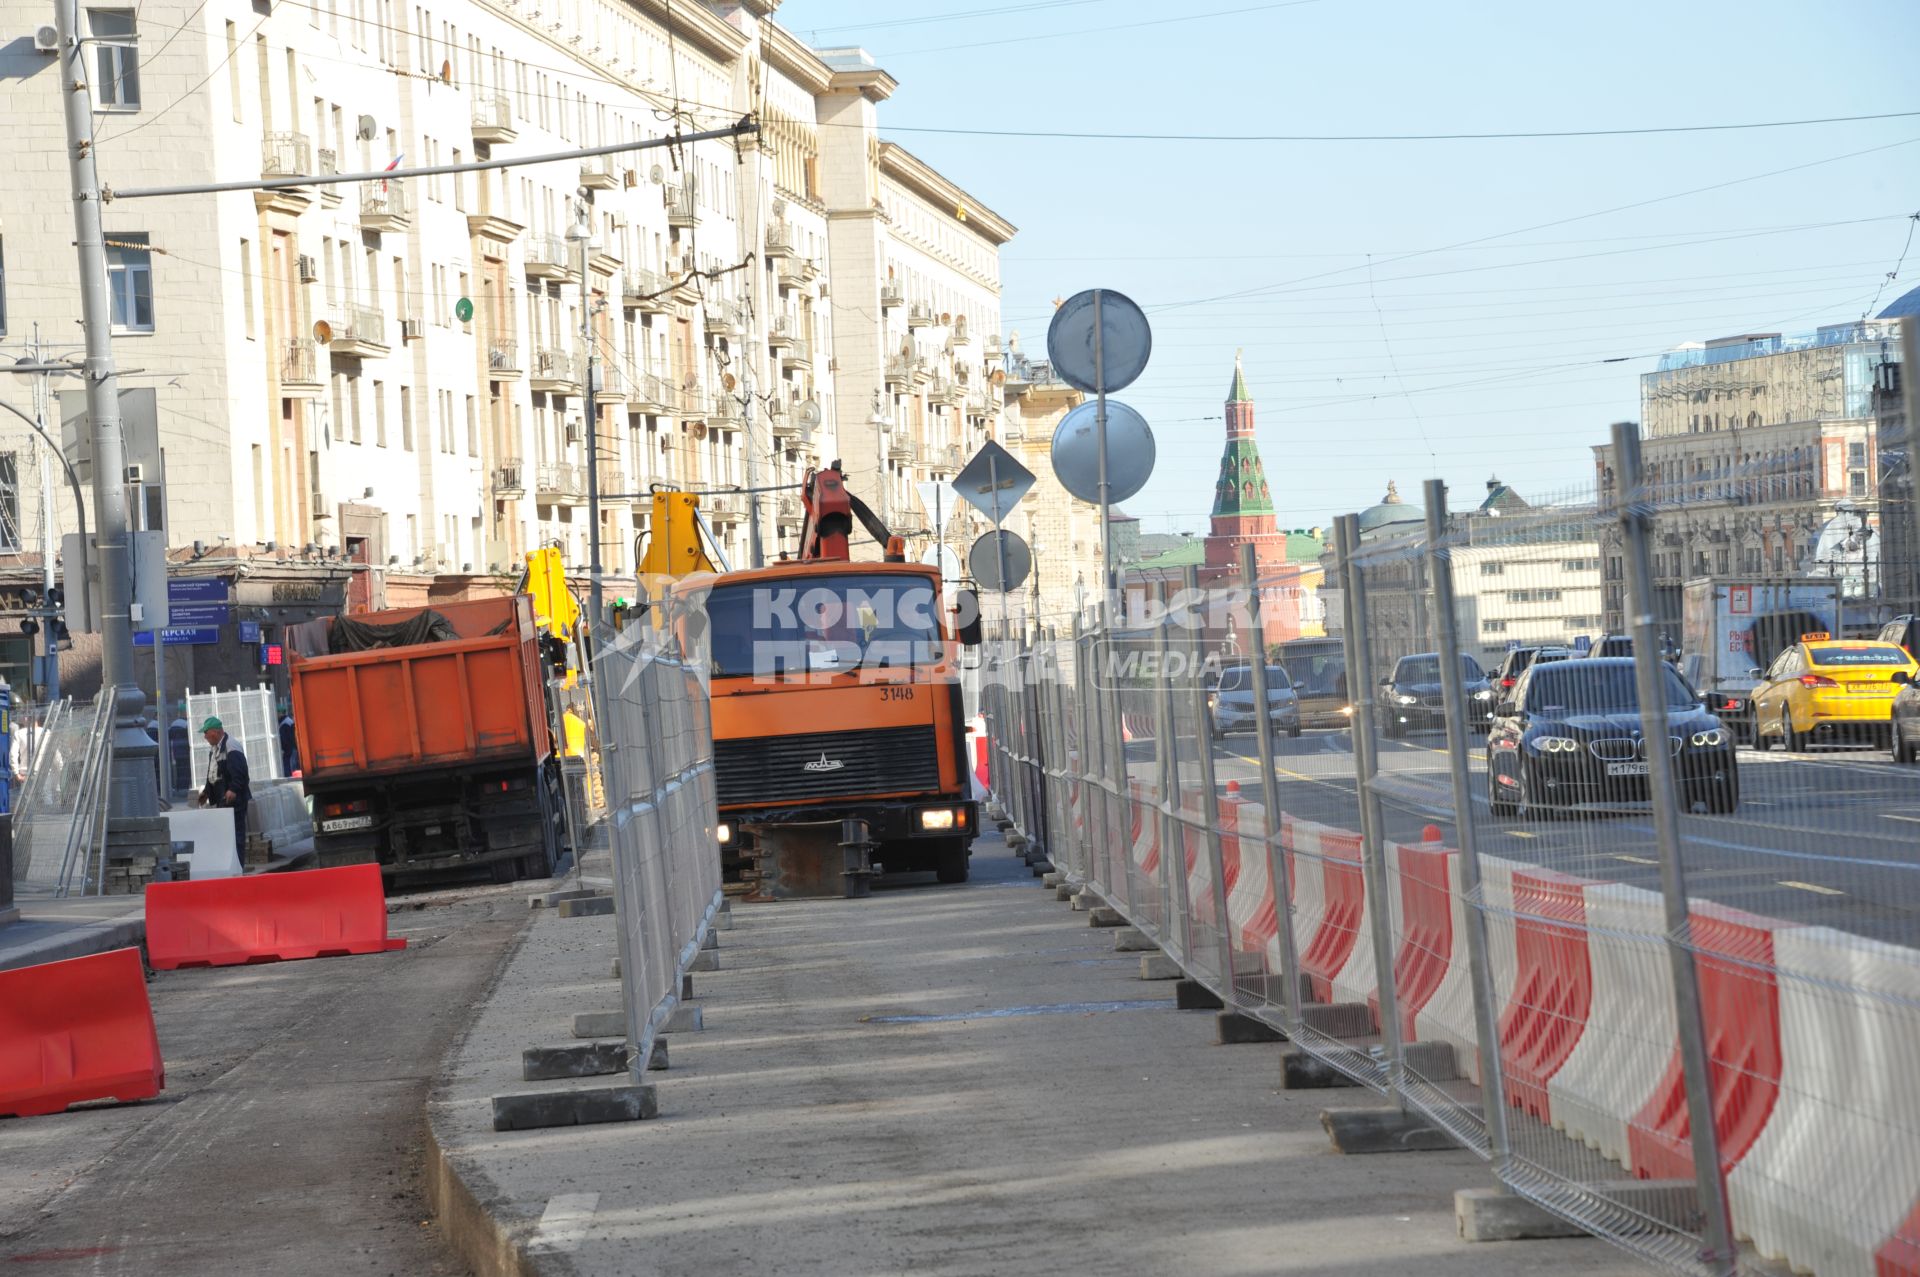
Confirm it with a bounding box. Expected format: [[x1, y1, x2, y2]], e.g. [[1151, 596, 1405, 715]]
[[289, 595, 567, 883]]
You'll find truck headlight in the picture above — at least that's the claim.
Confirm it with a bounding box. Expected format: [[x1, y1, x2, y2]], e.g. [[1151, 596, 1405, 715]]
[[919, 808, 956, 831], [716, 822, 732, 844]]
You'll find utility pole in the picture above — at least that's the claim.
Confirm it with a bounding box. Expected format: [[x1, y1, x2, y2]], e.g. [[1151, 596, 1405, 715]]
[[30, 327, 61, 703], [54, 0, 155, 818], [569, 193, 604, 627]]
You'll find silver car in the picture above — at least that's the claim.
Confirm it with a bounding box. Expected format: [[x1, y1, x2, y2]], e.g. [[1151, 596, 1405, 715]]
[[1209, 664, 1302, 739]]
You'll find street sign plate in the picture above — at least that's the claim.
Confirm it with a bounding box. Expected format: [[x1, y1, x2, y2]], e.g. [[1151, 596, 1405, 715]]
[[168, 578, 227, 603], [239, 621, 262, 644], [969, 530, 1032, 593], [1045, 288, 1151, 395], [1050, 399, 1155, 505], [133, 627, 220, 647], [952, 442, 1035, 526], [166, 603, 231, 627]]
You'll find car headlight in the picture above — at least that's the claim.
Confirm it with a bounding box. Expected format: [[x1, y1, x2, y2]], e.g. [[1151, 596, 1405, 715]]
[[1394, 693, 1418, 705], [1531, 735, 1581, 754], [919, 808, 956, 831], [1689, 729, 1727, 748], [716, 822, 733, 844], [1340, 705, 1353, 717], [1472, 689, 1493, 701]]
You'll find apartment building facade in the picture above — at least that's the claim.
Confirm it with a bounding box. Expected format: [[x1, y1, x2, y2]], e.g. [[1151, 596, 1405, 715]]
[[0, 0, 1009, 593]]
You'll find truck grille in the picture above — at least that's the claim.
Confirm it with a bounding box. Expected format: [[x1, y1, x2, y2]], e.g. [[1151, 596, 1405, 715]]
[[715, 725, 941, 807]]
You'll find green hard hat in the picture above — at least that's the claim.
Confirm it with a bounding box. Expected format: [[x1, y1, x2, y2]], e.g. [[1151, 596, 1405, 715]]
[[200, 716, 223, 732]]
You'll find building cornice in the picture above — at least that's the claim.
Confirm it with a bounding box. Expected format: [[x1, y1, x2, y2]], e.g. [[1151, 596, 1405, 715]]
[[762, 22, 834, 95], [878, 143, 1016, 246], [627, 0, 747, 62], [823, 59, 899, 103]]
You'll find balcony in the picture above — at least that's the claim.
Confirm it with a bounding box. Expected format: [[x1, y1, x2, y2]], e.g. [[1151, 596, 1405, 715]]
[[907, 302, 935, 329], [983, 332, 1003, 358], [777, 495, 802, 524], [667, 257, 701, 303], [530, 346, 582, 395], [493, 458, 526, 497], [932, 376, 966, 408], [596, 466, 627, 497], [880, 282, 904, 310], [887, 440, 914, 463], [472, 93, 517, 144], [884, 354, 920, 388], [629, 372, 671, 414], [487, 334, 522, 378], [622, 268, 669, 312], [767, 312, 797, 349], [704, 300, 744, 336], [704, 492, 740, 521], [665, 183, 698, 229], [672, 380, 706, 420], [581, 154, 621, 190], [709, 391, 743, 429], [279, 338, 322, 393], [360, 180, 411, 232], [524, 231, 578, 281], [316, 147, 341, 205], [780, 338, 811, 371], [591, 362, 626, 402], [765, 221, 793, 257], [777, 255, 817, 292], [535, 462, 585, 505], [262, 130, 311, 178], [329, 302, 389, 357]]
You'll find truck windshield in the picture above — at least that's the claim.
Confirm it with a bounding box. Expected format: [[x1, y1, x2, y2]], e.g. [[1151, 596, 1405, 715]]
[[704, 574, 943, 678]]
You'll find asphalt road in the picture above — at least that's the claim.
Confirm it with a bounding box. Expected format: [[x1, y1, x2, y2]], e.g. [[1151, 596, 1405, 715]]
[[0, 883, 528, 1275], [1126, 726, 1920, 944]]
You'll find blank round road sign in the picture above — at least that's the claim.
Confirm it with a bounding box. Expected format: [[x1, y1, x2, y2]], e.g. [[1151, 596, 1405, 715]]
[[969, 530, 1032, 593], [1046, 288, 1151, 395], [1050, 399, 1155, 506]]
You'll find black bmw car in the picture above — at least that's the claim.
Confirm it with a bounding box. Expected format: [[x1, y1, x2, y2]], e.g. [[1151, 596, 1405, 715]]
[[1486, 657, 1739, 817], [1380, 652, 1495, 738]]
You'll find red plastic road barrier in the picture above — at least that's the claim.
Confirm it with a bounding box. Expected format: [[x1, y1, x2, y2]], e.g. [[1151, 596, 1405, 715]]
[[1629, 905, 1784, 1179], [1498, 868, 1593, 1123], [0, 947, 163, 1119], [1299, 826, 1365, 1003], [1877, 1203, 1920, 1276], [1216, 795, 1242, 895], [1375, 842, 1455, 1043], [145, 863, 409, 970]]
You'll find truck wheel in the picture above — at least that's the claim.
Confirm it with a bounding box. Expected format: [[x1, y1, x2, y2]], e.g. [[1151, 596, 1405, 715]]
[[935, 841, 970, 885]]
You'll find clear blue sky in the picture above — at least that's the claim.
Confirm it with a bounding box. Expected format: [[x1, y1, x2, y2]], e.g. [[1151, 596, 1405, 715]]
[[776, 0, 1920, 534]]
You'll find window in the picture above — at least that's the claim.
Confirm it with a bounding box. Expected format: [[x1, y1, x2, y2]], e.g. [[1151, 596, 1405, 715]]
[[1482, 619, 1508, 635], [0, 453, 17, 552], [400, 387, 414, 450], [348, 375, 363, 444], [0, 236, 7, 335], [1848, 442, 1867, 468], [106, 233, 154, 332], [1479, 562, 1505, 576], [465, 395, 477, 455], [88, 10, 140, 110], [1850, 470, 1867, 498], [1561, 557, 1598, 572], [373, 380, 387, 446], [226, 22, 241, 120], [239, 238, 255, 339]]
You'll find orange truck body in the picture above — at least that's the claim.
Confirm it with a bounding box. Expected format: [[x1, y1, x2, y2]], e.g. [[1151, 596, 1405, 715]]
[[290, 596, 562, 882]]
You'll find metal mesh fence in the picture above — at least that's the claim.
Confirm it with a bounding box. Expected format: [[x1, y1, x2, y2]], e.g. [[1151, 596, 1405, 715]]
[[11, 698, 114, 895], [186, 685, 284, 790], [983, 426, 1920, 1276], [594, 591, 723, 1085]]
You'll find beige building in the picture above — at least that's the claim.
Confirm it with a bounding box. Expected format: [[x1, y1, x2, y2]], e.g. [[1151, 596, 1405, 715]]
[[0, 0, 1009, 602], [1594, 321, 1904, 632]]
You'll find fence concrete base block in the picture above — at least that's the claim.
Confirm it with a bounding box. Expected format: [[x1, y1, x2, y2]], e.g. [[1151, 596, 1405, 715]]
[[648, 1038, 669, 1071], [1298, 1001, 1376, 1039], [681, 974, 694, 1000], [1455, 1188, 1591, 1242], [523, 1041, 624, 1081], [1321, 1108, 1454, 1154], [1006, 833, 1028, 849], [1113, 927, 1157, 953], [714, 910, 735, 931], [700, 930, 719, 950], [1280, 1048, 1359, 1089], [1139, 954, 1184, 980], [663, 1004, 704, 1033], [690, 949, 721, 972], [557, 895, 616, 919], [1237, 972, 1315, 1004], [1030, 860, 1054, 877], [1054, 884, 1076, 902], [1087, 906, 1125, 928], [1403, 1040, 1459, 1081], [572, 1011, 624, 1039], [1042, 872, 1065, 888], [1216, 1011, 1284, 1045], [530, 887, 598, 910], [609, 957, 621, 979], [1070, 889, 1104, 912], [491, 1084, 657, 1132], [1175, 979, 1225, 1011]]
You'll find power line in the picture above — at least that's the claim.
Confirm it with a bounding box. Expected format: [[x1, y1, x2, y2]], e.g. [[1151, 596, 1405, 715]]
[[875, 0, 1323, 56], [799, 0, 1115, 36]]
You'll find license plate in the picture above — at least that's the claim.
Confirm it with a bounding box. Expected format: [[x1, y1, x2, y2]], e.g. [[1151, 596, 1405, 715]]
[[1605, 762, 1650, 777], [321, 814, 375, 832]]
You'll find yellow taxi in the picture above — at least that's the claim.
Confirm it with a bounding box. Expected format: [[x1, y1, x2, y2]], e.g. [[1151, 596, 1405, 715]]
[[1750, 633, 1920, 752]]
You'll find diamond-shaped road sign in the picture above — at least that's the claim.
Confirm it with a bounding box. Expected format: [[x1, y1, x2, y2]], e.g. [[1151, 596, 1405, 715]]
[[951, 441, 1035, 527]]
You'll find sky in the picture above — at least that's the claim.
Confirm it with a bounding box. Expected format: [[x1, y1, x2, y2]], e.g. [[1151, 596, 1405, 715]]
[[774, 0, 1920, 536]]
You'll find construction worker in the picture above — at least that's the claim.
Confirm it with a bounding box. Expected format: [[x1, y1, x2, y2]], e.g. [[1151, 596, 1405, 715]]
[[194, 716, 252, 863]]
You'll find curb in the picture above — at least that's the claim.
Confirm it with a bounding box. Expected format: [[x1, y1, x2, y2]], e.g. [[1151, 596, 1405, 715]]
[[0, 914, 147, 974]]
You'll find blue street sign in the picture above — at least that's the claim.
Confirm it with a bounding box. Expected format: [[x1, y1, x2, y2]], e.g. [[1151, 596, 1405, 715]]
[[1573, 634, 1593, 654], [166, 603, 230, 627], [168, 578, 227, 604], [239, 621, 261, 644], [134, 626, 221, 647]]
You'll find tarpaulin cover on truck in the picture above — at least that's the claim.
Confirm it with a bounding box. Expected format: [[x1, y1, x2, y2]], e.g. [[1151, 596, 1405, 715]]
[[327, 610, 459, 654]]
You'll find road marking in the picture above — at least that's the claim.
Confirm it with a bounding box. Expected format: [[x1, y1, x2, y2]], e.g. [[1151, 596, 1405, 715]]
[[1613, 854, 1659, 865], [1508, 830, 1537, 839], [528, 1193, 601, 1254], [1778, 880, 1846, 896], [1887, 815, 1920, 825], [863, 999, 1171, 1024]]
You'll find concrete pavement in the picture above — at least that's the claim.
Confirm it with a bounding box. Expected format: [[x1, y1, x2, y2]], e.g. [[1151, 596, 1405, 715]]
[[427, 834, 1643, 1276]]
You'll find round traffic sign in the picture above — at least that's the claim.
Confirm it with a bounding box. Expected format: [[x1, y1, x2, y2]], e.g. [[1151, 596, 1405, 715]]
[[1050, 399, 1155, 506], [1046, 288, 1151, 394], [969, 530, 1032, 593]]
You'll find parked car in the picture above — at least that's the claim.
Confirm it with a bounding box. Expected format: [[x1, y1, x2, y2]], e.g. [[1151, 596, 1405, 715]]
[[1749, 635, 1918, 752], [1879, 615, 1920, 662], [1209, 664, 1301, 739], [1486, 657, 1739, 817], [1892, 674, 1920, 764], [1492, 645, 1572, 695], [1379, 652, 1494, 738]]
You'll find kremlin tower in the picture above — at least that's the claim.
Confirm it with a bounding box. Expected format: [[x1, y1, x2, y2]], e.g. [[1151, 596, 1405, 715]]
[[1203, 352, 1290, 584]]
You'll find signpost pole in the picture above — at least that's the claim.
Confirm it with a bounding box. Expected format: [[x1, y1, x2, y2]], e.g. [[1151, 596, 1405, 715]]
[[1093, 290, 1112, 617], [988, 452, 1013, 622]]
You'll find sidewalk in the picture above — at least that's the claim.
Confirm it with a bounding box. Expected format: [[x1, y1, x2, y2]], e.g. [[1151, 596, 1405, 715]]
[[427, 836, 1646, 1276]]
